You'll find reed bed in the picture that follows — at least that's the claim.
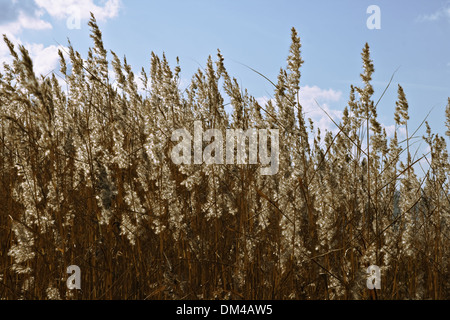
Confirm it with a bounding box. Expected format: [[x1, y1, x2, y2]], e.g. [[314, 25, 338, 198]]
[[0, 15, 449, 300]]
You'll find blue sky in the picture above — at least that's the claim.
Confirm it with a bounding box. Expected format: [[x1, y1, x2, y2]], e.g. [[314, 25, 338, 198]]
[[1, 0, 450, 165]]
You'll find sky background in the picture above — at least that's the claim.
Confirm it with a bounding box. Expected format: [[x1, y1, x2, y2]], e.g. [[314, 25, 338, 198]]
[[1, 0, 450, 171]]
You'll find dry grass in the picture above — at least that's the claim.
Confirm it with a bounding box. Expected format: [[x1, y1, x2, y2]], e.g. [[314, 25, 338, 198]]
[[0, 15, 449, 300]]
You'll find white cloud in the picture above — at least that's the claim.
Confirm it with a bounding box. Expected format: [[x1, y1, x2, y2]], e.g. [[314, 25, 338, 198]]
[[27, 43, 67, 77], [300, 86, 342, 104], [384, 124, 406, 141], [256, 86, 420, 155], [0, 8, 51, 36], [256, 85, 343, 140], [0, 1, 56, 77], [35, 0, 121, 22], [417, 5, 450, 22], [255, 96, 272, 107], [0, 34, 17, 70], [0, 35, 68, 78], [0, 0, 121, 79], [299, 85, 343, 134]]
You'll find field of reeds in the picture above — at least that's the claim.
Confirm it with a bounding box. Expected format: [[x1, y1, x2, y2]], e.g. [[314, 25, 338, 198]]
[[0, 15, 449, 300]]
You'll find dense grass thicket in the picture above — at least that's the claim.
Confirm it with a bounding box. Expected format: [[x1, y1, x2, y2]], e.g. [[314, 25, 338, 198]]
[[1, 15, 449, 299]]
